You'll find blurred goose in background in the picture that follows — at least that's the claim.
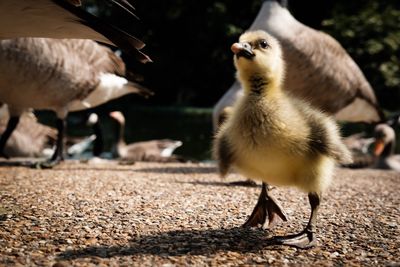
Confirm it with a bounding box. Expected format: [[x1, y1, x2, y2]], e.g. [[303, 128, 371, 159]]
[[0, 38, 152, 167], [0, 0, 150, 62], [0, 104, 56, 158], [109, 111, 184, 162], [66, 113, 104, 158], [213, 0, 384, 130], [88, 113, 104, 157], [372, 124, 400, 172]]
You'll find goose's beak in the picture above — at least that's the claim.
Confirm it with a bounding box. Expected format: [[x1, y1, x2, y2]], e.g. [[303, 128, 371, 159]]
[[231, 42, 255, 59], [373, 139, 385, 156]]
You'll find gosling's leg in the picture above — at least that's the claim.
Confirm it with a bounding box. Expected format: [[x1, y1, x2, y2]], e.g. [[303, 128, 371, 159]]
[[36, 118, 65, 169], [274, 192, 320, 249], [243, 182, 287, 228], [0, 116, 20, 159]]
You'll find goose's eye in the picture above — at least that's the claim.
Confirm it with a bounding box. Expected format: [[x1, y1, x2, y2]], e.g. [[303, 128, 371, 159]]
[[259, 40, 269, 49]]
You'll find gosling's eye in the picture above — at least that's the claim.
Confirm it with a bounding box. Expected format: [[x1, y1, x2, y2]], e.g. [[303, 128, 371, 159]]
[[259, 40, 269, 49]]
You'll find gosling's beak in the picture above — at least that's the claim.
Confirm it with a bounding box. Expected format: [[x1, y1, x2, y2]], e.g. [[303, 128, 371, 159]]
[[373, 139, 385, 156], [231, 42, 255, 59]]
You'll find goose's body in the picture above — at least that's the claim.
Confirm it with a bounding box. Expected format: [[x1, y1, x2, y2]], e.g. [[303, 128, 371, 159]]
[[213, 0, 383, 130], [0, 38, 150, 166], [110, 111, 183, 162], [0, 0, 150, 62], [214, 31, 352, 248], [117, 140, 183, 162], [373, 124, 400, 172], [0, 105, 56, 158]]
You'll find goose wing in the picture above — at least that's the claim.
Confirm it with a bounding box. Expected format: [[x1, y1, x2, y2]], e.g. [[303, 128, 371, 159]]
[[0, 0, 150, 63]]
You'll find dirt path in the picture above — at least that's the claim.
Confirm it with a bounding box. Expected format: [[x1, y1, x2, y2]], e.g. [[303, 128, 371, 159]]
[[0, 161, 399, 266]]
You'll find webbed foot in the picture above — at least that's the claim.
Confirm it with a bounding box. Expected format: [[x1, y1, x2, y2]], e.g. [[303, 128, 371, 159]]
[[273, 228, 317, 249], [243, 183, 287, 228]]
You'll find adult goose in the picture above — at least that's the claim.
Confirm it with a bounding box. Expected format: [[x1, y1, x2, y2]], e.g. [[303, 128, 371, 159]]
[[0, 0, 150, 63], [213, 0, 384, 130], [0, 38, 152, 167], [0, 105, 56, 158], [109, 111, 183, 162]]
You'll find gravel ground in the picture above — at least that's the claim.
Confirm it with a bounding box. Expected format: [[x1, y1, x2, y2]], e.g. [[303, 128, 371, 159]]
[[0, 160, 399, 266]]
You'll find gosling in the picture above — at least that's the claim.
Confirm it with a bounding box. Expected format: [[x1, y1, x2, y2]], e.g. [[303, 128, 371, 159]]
[[213, 30, 352, 248]]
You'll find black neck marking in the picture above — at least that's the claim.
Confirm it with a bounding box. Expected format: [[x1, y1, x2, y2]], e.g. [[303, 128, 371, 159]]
[[249, 76, 268, 95]]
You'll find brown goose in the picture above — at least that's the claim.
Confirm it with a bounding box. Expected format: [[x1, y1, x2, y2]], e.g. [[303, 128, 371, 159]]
[[0, 0, 150, 62], [109, 111, 183, 162], [0, 38, 151, 167], [213, 0, 383, 130], [0, 105, 56, 158], [372, 124, 400, 172]]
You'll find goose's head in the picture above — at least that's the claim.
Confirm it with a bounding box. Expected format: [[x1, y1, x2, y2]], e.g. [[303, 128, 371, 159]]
[[232, 30, 284, 89], [373, 124, 396, 156], [109, 111, 125, 125]]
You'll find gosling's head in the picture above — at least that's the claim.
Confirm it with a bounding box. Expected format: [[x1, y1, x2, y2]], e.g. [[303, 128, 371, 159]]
[[231, 30, 284, 89]]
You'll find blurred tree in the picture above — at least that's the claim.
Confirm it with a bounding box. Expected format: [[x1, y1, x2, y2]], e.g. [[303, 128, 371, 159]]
[[322, 0, 400, 110]]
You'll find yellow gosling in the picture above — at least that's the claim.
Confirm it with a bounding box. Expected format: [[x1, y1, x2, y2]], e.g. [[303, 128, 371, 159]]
[[213, 30, 352, 248]]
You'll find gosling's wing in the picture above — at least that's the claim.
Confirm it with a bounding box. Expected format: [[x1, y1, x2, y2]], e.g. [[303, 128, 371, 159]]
[[301, 103, 353, 165], [213, 133, 235, 177], [0, 0, 150, 63], [212, 81, 243, 132]]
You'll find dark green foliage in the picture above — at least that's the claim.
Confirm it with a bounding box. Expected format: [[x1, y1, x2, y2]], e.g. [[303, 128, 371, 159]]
[[322, 0, 400, 110]]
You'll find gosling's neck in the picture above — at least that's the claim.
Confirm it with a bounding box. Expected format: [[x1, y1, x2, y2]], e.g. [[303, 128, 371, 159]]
[[238, 71, 282, 99]]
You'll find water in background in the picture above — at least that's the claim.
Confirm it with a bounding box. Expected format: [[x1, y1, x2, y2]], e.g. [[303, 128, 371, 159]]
[[37, 106, 214, 161]]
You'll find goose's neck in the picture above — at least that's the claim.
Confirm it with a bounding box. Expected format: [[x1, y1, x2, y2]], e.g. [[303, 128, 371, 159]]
[[381, 139, 396, 158], [92, 122, 103, 156], [115, 120, 126, 148]]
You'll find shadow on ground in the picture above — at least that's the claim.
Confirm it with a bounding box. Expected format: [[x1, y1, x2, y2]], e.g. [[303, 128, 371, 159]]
[[57, 227, 283, 260], [176, 180, 259, 188], [134, 166, 217, 174], [0, 160, 35, 167]]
